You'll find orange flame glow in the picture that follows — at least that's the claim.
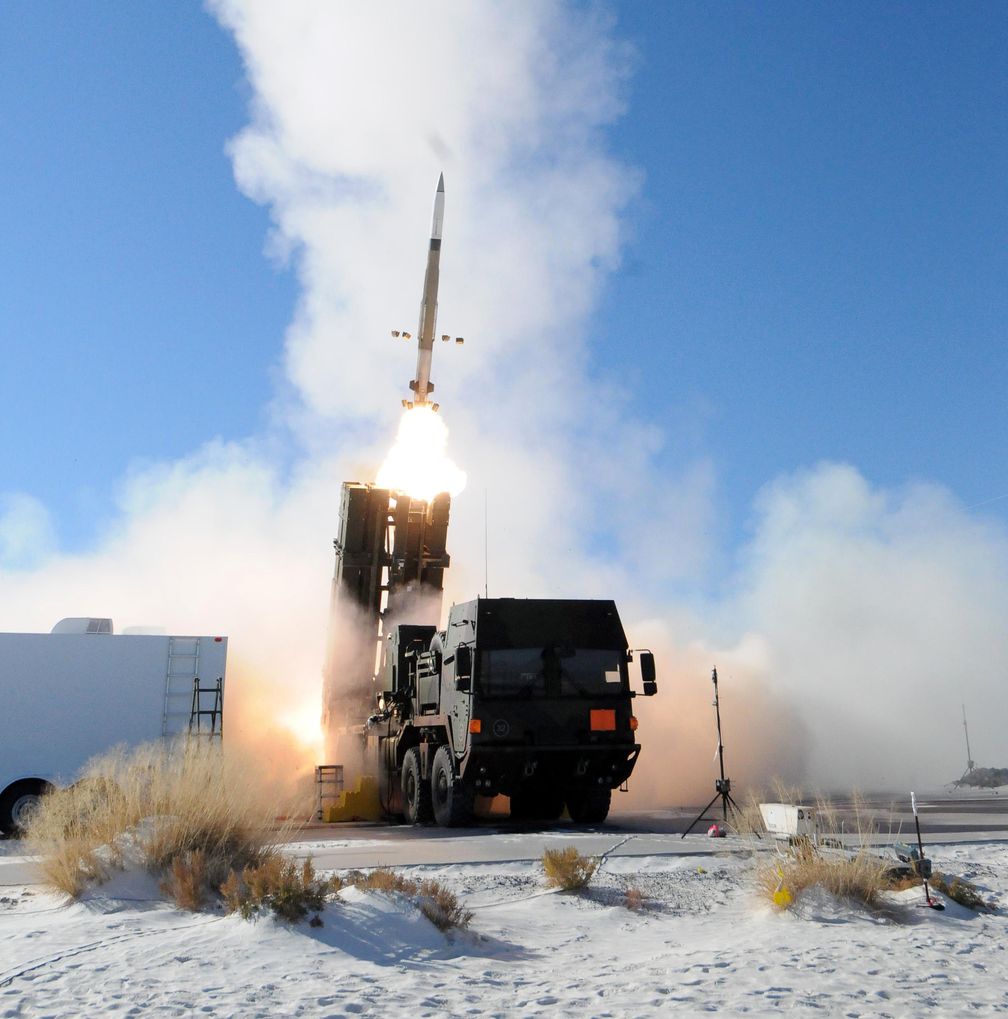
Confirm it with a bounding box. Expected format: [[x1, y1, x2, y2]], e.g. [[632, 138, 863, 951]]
[[376, 406, 467, 502]]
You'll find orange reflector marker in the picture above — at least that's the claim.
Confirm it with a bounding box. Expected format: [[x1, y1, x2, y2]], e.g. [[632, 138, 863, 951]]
[[590, 709, 617, 732], [468, 719, 482, 734], [629, 716, 639, 731]]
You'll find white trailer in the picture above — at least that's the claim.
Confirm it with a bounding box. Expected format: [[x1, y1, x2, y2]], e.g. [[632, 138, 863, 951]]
[[0, 617, 228, 834]]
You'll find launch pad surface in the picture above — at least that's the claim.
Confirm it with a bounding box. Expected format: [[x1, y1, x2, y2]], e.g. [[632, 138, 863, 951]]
[[2, 792, 1004, 888], [281, 791, 1008, 872]]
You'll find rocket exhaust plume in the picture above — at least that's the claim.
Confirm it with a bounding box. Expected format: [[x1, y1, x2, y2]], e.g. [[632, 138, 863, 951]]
[[377, 405, 467, 502]]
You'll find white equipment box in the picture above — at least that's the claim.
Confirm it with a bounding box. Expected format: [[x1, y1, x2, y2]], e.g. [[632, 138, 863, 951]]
[[0, 617, 227, 833], [759, 802, 821, 839]]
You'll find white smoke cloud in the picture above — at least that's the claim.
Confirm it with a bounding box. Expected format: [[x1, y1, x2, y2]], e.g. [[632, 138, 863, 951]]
[[0, 494, 56, 570], [0, 2, 1004, 803], [731, 464, 1008, 789]]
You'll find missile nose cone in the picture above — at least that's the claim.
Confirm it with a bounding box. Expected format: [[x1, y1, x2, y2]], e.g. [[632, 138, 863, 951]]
[[431, 173, 445, 241]]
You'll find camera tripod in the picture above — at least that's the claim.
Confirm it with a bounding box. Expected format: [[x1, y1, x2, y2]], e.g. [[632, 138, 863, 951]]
[[681, 667, 757, 838]]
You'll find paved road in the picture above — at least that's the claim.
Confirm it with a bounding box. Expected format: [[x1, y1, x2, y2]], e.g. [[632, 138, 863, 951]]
[[3, 792, 1006, 885], [280, 792, 1008, 870]]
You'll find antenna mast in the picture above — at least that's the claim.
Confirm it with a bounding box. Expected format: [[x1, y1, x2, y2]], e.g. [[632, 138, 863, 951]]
[[962, 703, 976, 774], [681, 667, 757, 838]]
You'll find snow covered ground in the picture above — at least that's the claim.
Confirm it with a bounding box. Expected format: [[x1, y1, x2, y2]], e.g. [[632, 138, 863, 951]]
[[2, 833, 1006, 1017]]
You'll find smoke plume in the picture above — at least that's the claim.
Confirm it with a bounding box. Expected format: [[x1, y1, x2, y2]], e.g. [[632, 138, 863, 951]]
[[1, 2, 1005, 805]]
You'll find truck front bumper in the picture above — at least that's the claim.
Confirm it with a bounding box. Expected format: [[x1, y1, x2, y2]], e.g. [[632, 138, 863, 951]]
[[462, 742, 641, 794]]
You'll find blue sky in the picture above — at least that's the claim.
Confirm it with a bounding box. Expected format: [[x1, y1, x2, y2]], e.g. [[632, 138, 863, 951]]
[[605, 3, 1007, 527], [1, 1, 1005, 553], [0, 3, 294, 546]]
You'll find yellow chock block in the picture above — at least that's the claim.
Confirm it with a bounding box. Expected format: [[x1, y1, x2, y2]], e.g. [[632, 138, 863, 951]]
[[322, 776, 382, 822]]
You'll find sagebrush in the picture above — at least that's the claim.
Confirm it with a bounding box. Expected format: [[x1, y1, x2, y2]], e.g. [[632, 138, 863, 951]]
[[542, 846, 599, 890], [931, 872, 989, 911], [350, 867, 472, 930], [221, 857, 342, 922], [623, 885, 646, 912]]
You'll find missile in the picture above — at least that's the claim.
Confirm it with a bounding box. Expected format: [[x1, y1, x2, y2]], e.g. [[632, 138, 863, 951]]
[[396, 174, 465, 412]]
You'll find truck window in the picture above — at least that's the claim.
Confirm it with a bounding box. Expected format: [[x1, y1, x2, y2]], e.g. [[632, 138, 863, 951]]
[[477, 647, 627, 698]]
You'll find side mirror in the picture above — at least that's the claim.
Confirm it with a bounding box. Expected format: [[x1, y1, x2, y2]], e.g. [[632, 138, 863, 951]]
[[455, 644, 472, 691], [640, 651, 657, 696]]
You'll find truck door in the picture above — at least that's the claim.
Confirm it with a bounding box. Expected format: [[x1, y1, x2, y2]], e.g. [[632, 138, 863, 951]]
[[447, 643, 472, 759]]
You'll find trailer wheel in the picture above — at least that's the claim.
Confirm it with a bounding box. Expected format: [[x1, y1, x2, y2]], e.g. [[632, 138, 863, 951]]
[[0, 780, 52, 836], [566, 787, 611, 825], [401, 748, 433, 825], [430, 745, 474, 827]]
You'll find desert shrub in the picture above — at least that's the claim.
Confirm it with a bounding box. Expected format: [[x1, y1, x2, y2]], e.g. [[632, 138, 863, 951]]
[[931, 872, 988, 911], [162, 849, 208, 910], [355, 867, 415, 896], [221, 856, 341, 922], [623, 885, 646, 912], [350, 868, 472, 930], [25, 741, 285, 903], [542, 846, 599, 890], [759, 849, 889, 911], [416, 878, 473, 930]]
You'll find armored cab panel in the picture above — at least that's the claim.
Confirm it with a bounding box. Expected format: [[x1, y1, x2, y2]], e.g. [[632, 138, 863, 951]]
[[380, 624, 436, 698], [473, 598, 628, 651]]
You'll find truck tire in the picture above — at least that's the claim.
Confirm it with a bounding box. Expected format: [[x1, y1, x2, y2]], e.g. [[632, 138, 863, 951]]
[[401, 748, 433, 824], [566, 787, 611, 825], [0, 780, 51, 836], [430, 745, 474, 827]]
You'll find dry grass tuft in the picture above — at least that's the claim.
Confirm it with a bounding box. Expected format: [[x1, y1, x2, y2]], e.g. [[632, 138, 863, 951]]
[[25, 741, 286, 903], [732, 790, 768, 838], [415, 878, 473, 931], [759, 849, 890, 911], [771, 780, 806, 811], [930, 872, 989, 911], [349, 868, 472, 930], [221, 856, 341, 922], [623, 885, 647, 912], [162, 849, 208, 910], [542, 846, 599, 890], [354, 867, 408, 896]]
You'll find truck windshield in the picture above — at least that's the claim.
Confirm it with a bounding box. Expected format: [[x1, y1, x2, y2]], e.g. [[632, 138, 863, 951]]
[[477, 647, 626, 698]]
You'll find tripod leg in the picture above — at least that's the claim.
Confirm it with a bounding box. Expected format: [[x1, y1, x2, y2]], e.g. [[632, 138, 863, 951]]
[[725, 791, 761, 838], [681, 792, 722, 839]]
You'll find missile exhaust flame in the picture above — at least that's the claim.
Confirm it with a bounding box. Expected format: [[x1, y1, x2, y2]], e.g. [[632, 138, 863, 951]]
[[376, 405, 467, 502]]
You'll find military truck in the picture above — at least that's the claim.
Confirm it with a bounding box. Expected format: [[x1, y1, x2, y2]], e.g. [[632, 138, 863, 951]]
[[367, 596, 656, 826]]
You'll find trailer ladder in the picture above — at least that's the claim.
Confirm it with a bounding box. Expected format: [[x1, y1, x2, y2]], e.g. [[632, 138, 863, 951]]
[[190, 676, 223, 739], [161, 637, 201, 738]]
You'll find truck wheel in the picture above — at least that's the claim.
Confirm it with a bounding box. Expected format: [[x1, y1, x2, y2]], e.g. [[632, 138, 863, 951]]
[[566, 787, 611, 824], [401, 748, 433, 825], [0, 780, 52, 836], [430, 745, 474, 827]]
